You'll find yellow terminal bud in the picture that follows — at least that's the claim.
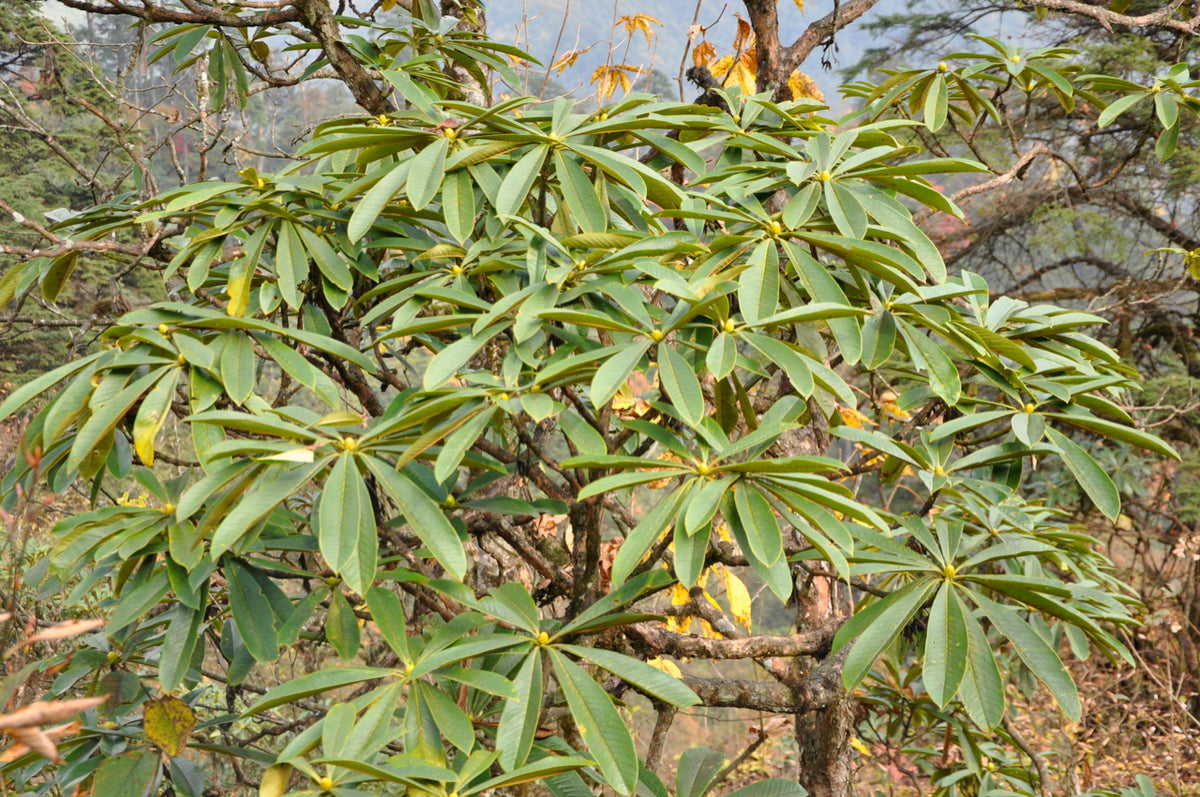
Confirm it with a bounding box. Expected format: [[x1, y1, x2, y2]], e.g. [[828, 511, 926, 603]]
[[499, 392, 510, 401], [723, 318, 736, 333], [1151, 85, 1162, 93], [158, 323, 170, 335], [537, 631, 550, 645], [819, 169, 833, 181], [1009, 54, 1021, 63], [732, 114, 741, 124], [343, 437, 358, 452], [1024, 403, 1036, 413], [933, 466, 945, 476], [598, 110, 608, 121], [102, 721, 119, 730], [696, 462, 711, 476], [106, 650, 120, 662], [319, 776, 334, 791], [178, 353, 187, 365], [937, 61, 948, 73], [162, 503, 176, 515], [325, 576, 340, 588], [451, 264, 464, 276], [443, 495, 458, 509], [943, 564, 957, 579], [444, 127, 457, 140], [434, 34, 443, 43], [651, 329, 664, 342]]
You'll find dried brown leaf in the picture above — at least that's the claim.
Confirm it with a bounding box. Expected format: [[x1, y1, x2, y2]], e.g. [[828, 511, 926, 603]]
[[0, 696, 108, 730]]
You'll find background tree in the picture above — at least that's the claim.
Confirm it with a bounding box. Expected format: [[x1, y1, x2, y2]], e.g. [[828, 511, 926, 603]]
[[0, 2, 1195, 797]]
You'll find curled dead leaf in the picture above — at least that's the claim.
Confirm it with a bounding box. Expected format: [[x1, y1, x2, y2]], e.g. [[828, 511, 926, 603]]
[[19, 618, 105, 648], [0, 696, 107, 730]]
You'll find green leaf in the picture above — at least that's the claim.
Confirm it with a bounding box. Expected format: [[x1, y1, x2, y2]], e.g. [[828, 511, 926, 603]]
[[405, 138, 449, 213], [219, 331, 255, 406], [348, 160, 412, 243], [132, 368, 180, 466], [69, 368, 164, 470], [733, 484, 783, 567], [738, 241, 779, 325], [319, 453, 378, 595], [0, 350, 103, 423], [971, 591, 1081, 722], [727, 779, 809, 797], [443, 169, 477, 244], [560, 645, 699, 707], [676, 747, 724, 797], [549, 649, 638, 795], [275, 222, 306, 308], [361, 456, 467, 579], [365, 586, 411, 663], [210, 462, 323, 556], [842, 578, 937, 689], [92, 751, 160, 797], [923, 581, 967, 708], [610, 488, 686, 587], [244, 667, 398, 715], [1044, 427, 1120, 520], [497, 144, 550, 217], [1156, 121, 1180, 161], [899, 322, 960, 404], [826, 181, 868, 240], [424, 323, 510, 390], [924, 73, 948, 131], [160, 603, 205, 691], [957, 590, 1006, 729], [226, 557, 280, 662], [1096, 91, 1146, 128], [556, 150, 607, 233], [106, 570, 171, 633], [860, 311, 896, 369], [298, 226, 353, 291], [591, 340, 652, 408], [658, 344, 705, 428], [706, 332, 737, 379], [496, 651, 543, 771]]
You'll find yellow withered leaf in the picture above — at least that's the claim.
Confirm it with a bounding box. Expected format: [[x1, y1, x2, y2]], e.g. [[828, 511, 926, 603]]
[[260, 763, 294, 797], [616, 14, 662, 45], [788, 70, 824, 102], [646, 657, 682, 678], [143, 695, 195, 757], [723, 568, 753, 634], [838, 404, 876, 429]]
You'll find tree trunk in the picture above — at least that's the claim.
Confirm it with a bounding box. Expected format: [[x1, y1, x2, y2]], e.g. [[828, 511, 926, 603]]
[[796, 690, 855, 797], [440, 0, 488, 105]]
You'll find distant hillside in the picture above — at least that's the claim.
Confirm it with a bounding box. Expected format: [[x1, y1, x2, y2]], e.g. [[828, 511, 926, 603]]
[[485, 0, 889, 110]]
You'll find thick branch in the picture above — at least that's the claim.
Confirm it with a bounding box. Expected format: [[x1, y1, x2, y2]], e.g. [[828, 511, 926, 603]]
[[630, 622, 836, 660], [683, 647, 849, 712], [56, 0, 302, 28], [1029, 0, 1199, 35], [296, 0, 394, 115], [766, 0, 885, 82]]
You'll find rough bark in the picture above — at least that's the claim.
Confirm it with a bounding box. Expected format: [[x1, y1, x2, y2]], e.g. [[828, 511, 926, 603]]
[[440, 0, 488, 106], [297, 0, 393, 115], [743, 0, 885, 94]]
